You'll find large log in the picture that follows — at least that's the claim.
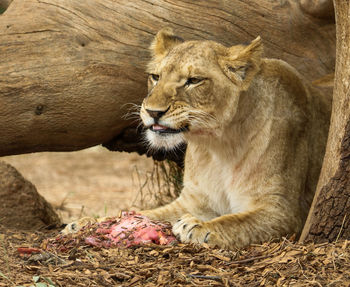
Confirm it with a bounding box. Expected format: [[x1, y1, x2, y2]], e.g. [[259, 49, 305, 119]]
[[300, 0, 350, 242], [0, 0, 335, 156], [0, 0, 12, 11]]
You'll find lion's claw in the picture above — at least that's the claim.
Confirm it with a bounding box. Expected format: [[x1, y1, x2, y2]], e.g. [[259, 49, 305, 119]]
[[172, 214, 220, 247]]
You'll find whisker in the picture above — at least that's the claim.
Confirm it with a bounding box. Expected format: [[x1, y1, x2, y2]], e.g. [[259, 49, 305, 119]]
[[121, 102, 142, 110], [122, 103, 142, 120], [122, 112, 141, 121], [136, 121, 145, 130], [188, 109, 218, 128]]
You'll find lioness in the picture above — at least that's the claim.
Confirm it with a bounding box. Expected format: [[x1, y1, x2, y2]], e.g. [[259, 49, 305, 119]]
[[63, 28, 330, 249], [139, 28, 330, 249]]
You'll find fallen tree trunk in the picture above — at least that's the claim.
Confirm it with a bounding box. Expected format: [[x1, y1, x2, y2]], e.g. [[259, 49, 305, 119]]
[[0, 0, 12, 11], [300, 0, 350, 243], [0, 0, 335, 156]]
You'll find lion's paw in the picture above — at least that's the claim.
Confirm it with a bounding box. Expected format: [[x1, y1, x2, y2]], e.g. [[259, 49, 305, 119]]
[[172, 214, 221, 247], [61, 217, 98, 235]]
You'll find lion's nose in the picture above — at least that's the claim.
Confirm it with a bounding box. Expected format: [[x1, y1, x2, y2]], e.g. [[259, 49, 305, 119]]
[[146, 107, 169, 120]]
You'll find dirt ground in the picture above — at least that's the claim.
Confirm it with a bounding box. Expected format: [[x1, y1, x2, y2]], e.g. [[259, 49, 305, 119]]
[[1, 226, 349, 287], [1, 149, 350, 286], [2, 147, 154, 224]]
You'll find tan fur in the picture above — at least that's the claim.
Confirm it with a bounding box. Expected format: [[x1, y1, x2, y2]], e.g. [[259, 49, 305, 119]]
[[139, 28, 331, 249]]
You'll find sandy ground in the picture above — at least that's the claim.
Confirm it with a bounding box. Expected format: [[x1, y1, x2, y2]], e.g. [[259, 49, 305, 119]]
[[2, 146, 154, 223]]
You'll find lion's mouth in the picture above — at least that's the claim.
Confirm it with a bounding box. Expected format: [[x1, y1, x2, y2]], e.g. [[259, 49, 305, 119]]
[[149, 124, 188, 134]]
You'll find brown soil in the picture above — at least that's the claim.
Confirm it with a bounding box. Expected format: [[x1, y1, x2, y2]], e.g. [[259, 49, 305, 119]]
[[2, 147, 154, 223], [0, 149, 349, 286]]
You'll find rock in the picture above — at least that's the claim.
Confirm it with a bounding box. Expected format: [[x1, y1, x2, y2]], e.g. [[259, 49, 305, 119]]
[[0, 161, 61, 230]]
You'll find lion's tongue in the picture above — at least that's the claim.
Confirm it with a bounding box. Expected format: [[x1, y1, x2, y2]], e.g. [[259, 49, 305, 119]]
[[152, 124, 168, 131]]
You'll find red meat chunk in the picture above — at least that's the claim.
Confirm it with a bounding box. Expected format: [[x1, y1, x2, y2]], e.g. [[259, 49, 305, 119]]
[[43, 211, 177, 252], [85, 211, 177, 247]]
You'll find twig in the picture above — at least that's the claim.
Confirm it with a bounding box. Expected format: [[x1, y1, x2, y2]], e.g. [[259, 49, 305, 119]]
[[297, 258, 309, 280], [46, 251, 67, 265], [0, 235, 10, 275], [56, 192, 73, 211], [230, 254, 272, 265], [187, 274, 222, 281], [78, 205, 85, 219], [332, 251, 337, 271], [314, 242, 329, 247], [335, 214, 347, 243], [0, 271, 15, 287], [306, 279, 323, 287]]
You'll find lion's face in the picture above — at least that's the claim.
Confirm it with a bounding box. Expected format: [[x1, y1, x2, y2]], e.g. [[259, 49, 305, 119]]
[[140, 28, 262, 151]]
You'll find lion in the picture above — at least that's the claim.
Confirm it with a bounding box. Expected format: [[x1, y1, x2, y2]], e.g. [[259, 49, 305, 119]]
[[63, 28, 330, 249], [138, 28, 330, 249]]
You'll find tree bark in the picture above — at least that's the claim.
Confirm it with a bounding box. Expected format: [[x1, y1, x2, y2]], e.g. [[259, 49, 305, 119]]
[[0, 0, 335, 156], [300, 0, 335, 19], [0, 0, 12, 11], [300, 0, 350, 243]]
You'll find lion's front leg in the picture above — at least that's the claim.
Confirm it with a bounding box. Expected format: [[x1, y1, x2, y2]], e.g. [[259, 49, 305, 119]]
[[140, 191, 215, 224], [172, 208, 299, 249], [140, 195, 194, 224]]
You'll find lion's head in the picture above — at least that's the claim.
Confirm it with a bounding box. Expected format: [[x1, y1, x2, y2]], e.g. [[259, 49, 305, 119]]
[[140, 28, 263, 151]]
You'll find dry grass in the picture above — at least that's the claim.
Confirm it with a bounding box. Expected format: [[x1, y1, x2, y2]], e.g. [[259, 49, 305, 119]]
[[131, 160, 183, 210], [0, 226, 349, 287]]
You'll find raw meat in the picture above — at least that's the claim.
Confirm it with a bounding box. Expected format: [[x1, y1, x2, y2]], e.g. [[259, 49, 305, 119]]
[[43, 211, 177, 252]]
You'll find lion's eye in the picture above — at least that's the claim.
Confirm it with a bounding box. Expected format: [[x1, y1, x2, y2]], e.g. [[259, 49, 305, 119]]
[[185, 77, 203, 86], [150, 74, 159, 82]]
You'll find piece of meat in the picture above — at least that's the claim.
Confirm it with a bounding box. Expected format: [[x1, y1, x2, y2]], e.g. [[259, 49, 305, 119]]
[[43, 211, 177, 252], [87, 211, 177, 247], [102, 211, 176, 247]]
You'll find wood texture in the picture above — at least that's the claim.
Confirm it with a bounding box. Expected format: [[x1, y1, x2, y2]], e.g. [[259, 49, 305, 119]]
[[300, 0, 334, 19], [300, 0, 350, 242], [0, 0, 335, 156], [0, 0, 12, 10]]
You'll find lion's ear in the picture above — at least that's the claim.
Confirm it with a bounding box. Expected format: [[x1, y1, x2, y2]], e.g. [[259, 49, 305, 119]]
[[150, 28, 184, 59], [219, 36, 263, 90]]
